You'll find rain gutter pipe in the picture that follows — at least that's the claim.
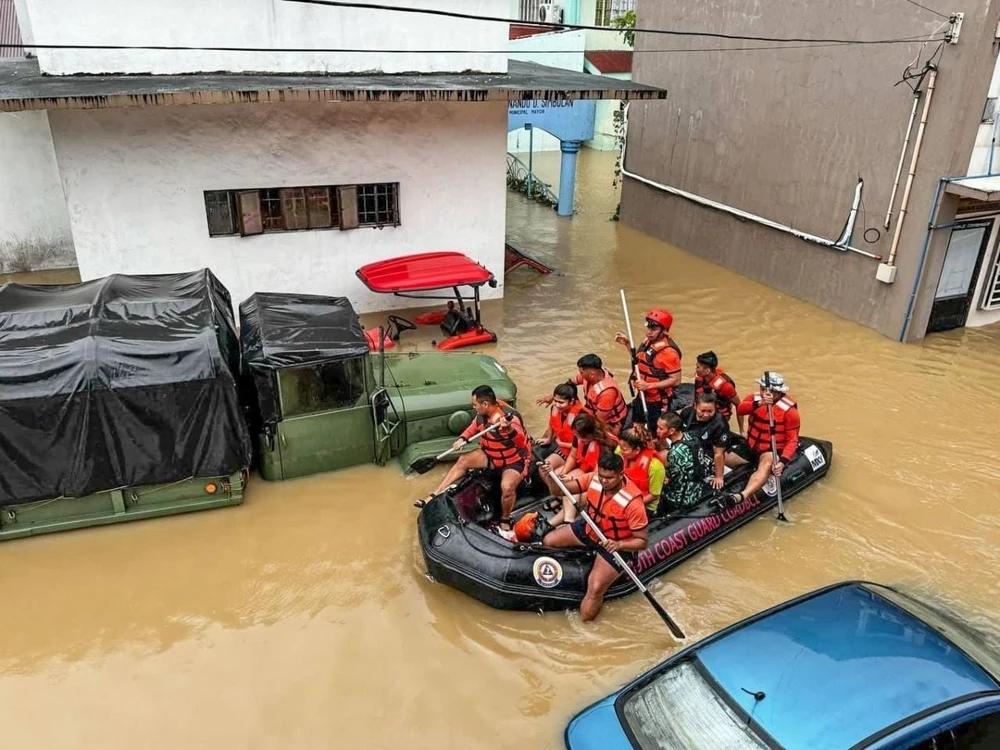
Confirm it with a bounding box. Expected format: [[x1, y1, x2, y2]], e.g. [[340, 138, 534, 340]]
[[887, 68, 937, 266], [885, 91, 921, 230], [618, 105, 881, 260], [898, 172, 998, 341]]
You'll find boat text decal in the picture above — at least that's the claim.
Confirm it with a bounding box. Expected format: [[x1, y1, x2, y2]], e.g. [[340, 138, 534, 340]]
[[633, 495, 762, 575], [532, 556, 564, 588]]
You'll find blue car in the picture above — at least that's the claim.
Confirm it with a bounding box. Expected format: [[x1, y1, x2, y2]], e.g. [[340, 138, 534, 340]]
[[566, 581, 1000, 750]]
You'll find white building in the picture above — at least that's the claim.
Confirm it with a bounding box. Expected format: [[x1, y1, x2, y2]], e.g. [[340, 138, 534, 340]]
[[0, 0, 73, 273], [2, 0, 662, 310]]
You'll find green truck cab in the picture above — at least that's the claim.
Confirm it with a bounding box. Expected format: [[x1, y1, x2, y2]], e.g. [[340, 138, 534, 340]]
[[239, 293, 517, 480]]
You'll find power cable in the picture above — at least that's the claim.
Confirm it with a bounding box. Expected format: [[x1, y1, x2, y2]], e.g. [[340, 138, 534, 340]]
[[281, 0, 956, 47], [902, 0, 951, 19], [0, 37, 949, 57]]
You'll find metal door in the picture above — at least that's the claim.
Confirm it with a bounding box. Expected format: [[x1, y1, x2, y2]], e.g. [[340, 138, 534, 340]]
[[926, 219, 993, 334]]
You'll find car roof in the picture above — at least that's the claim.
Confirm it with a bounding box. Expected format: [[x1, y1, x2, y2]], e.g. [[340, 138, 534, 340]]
[[694, 582, 1000, 750]]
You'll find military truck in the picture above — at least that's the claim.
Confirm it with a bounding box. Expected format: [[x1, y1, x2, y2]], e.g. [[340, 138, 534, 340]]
[[0, 270, 252, 541], [239, 293, 517, 479]]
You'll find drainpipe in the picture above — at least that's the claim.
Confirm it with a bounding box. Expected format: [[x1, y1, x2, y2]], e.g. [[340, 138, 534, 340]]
[[885, 91, 921, 230], [619, 106, 882, 260], [886, 68, 938, 267]]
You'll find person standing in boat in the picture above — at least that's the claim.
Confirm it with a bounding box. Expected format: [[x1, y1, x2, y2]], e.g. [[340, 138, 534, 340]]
[[542, 452, 649, 622], [726, 372, 801, 506], [536, 354, 629, 436], [425, 385, 531, 541], [534, 381, 583, 474], [658, 412, 705, 514], [693, 351, 743, 433], [614, 308, 682, 430], [679, 391, 730, 490], [615, 424, 665, 513]]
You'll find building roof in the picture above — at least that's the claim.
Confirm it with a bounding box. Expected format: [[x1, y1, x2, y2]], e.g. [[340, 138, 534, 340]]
[[509, 24, 556, 41], [945, 175, 1000, 202], [696, 583, 999, 749], [585, 50, 633, 75], [0, 58, 665, 112]]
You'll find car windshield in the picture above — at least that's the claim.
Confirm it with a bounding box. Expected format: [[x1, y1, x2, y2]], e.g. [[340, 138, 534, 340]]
[[620, 660, 772, 749]]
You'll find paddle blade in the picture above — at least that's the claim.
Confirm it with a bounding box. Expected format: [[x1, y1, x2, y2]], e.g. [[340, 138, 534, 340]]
[[408, 456, 439, 475], [645, 589, 686, 641]]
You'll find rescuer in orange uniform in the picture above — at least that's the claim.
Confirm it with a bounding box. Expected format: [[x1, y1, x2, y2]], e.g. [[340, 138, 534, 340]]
[[540, 411, 618, 525], [727, 372, 800, 506], [534, 381, 583, 474], [542, 452, 649, 622], [693, 351, 743, 433], [538, 354, 629, 435], [615, 309, 682, 432], [430, 385, 531, 541]]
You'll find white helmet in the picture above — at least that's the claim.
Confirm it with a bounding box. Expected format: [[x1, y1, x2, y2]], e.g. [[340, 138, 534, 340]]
[[757, 371, 789, 392]]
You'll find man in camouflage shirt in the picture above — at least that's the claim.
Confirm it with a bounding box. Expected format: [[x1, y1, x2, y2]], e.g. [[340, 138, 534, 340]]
[[658, 411, 704, 514]]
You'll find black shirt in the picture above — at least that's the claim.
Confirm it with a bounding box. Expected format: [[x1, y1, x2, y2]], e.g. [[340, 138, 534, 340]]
[[679, 407, 730, 456]]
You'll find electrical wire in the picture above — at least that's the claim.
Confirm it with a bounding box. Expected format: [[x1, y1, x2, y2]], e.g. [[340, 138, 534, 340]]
[[902, 0, 951, 19], [282, 0, 955, 48], [0, 37, 949, 56]]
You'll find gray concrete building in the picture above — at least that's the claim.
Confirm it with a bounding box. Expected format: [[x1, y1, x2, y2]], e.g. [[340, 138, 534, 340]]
[[621, 0, 1000, 341]]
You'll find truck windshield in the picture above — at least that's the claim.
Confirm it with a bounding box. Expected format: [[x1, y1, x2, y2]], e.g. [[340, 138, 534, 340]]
[[620, 660, 772, 749], [277, 357, 366, 418]]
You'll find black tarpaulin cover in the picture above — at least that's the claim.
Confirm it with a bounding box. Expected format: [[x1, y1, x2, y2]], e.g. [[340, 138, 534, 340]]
[[239, 293, 368, 425], [0, 269, 252, 506]]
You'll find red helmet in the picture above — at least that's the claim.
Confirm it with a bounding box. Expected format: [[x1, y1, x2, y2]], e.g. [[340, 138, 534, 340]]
[[645, 309, 674, 330]]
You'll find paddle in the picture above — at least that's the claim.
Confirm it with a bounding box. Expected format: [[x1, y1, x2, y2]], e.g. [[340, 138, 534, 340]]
[[764, 371, 789, 523], [619, 289, 648, 421], [407, 423, 501, 475], [550, 473, 686, 641]]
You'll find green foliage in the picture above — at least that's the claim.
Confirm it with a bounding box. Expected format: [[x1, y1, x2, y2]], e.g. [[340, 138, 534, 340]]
[[611, 10, 636, 48]]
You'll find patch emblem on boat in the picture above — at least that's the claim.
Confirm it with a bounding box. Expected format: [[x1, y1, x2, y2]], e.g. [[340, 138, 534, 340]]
[[804, 444, 826, 471], [762, 476, 778, 497], [532, 557, 564, 588]]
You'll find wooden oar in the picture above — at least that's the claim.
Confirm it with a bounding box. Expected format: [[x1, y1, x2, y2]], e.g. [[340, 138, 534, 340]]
[[407, 423, 500, 475]]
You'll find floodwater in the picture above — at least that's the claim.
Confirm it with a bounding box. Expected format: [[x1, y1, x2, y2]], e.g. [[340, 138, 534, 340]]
[[1, 150, 999, 748]]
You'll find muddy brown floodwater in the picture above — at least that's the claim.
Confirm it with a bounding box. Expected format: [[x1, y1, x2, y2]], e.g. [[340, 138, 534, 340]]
[[1, 151, 999, 749]]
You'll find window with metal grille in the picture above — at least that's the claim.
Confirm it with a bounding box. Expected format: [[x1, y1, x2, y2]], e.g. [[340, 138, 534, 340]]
[[203, 183, 398, 237], [981, 241, 1000, 310], [357, 183, 400, 228], [597, 0, 635, 25], [518, 0, 541, 21]]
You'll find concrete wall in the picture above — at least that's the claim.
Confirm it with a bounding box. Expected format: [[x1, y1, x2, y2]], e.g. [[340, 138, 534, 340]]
[[580, 0, 632, 50], [47, 101, 508, 312], [622, 0, 1000, 341], [586, 68, 628, 150], [0, 111, 75, 272], [968, 54, 1000, 176], [508, 29, 587, 152], [18, 0, 509, 75]]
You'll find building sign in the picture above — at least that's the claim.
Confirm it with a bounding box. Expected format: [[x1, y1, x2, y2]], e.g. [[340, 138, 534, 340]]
[[507, 98, 596, 143]]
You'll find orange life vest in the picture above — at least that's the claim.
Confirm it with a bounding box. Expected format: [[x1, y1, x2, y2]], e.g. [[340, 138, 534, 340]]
[[585, 373, 628, 428], [468, 404, 529, 468], [695, 368, 738, 419], [745, 395, 798, 457], [549, 401, 582, 450], [622, 447, 658, 495], [635, 337, 682, 402], [573, 437, 604, 473], [583, 475, 647, 542]]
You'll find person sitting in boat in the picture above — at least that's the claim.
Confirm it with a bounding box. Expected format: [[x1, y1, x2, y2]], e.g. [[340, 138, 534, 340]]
[[541, 452, 649, 622], [427, 385, 531, 541], [679, 391, 730, 490], [726, 372, 801, 507], [658, 411, 705, 515], [539, 412, 618, 526], [614, 308, 682, 429], [615, 424, 665, 513], [536, 354, 628, 436], [534, 381, 583, 475], [693, 351, 743, 433]]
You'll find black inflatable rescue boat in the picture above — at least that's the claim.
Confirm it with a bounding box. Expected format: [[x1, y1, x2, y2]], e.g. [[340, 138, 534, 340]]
[[417, 436, 833, 612]]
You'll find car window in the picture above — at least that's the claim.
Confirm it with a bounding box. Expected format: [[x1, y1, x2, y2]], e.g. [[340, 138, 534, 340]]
[[277, 357, 366, 417], [620, 660, 772, 749], [906, 710, 1000, 749]]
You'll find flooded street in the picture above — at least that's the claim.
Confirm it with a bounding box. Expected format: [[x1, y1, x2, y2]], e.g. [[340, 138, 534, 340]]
[[2, 150, 999, 748]]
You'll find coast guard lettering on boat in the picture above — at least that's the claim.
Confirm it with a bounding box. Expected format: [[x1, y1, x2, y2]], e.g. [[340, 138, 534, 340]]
[[532, 557, 564, 588]]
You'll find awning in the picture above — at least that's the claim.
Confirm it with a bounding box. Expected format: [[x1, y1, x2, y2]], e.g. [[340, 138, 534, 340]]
[[356, 252, 495, 294], [944, 176, 1000, 202]]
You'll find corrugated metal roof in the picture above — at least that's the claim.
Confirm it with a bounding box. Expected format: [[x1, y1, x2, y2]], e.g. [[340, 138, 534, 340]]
[[0, 0, 24, 60], [585, 50, 633, 75]]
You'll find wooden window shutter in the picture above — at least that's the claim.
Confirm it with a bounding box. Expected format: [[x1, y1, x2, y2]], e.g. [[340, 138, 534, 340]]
[[337, 185, 360, 230], [237, 190, 263, 236]]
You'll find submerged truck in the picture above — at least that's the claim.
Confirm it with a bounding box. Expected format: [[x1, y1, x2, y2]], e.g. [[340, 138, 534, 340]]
[[0, 270, 253, 541], [239, 293, 517, 479]]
